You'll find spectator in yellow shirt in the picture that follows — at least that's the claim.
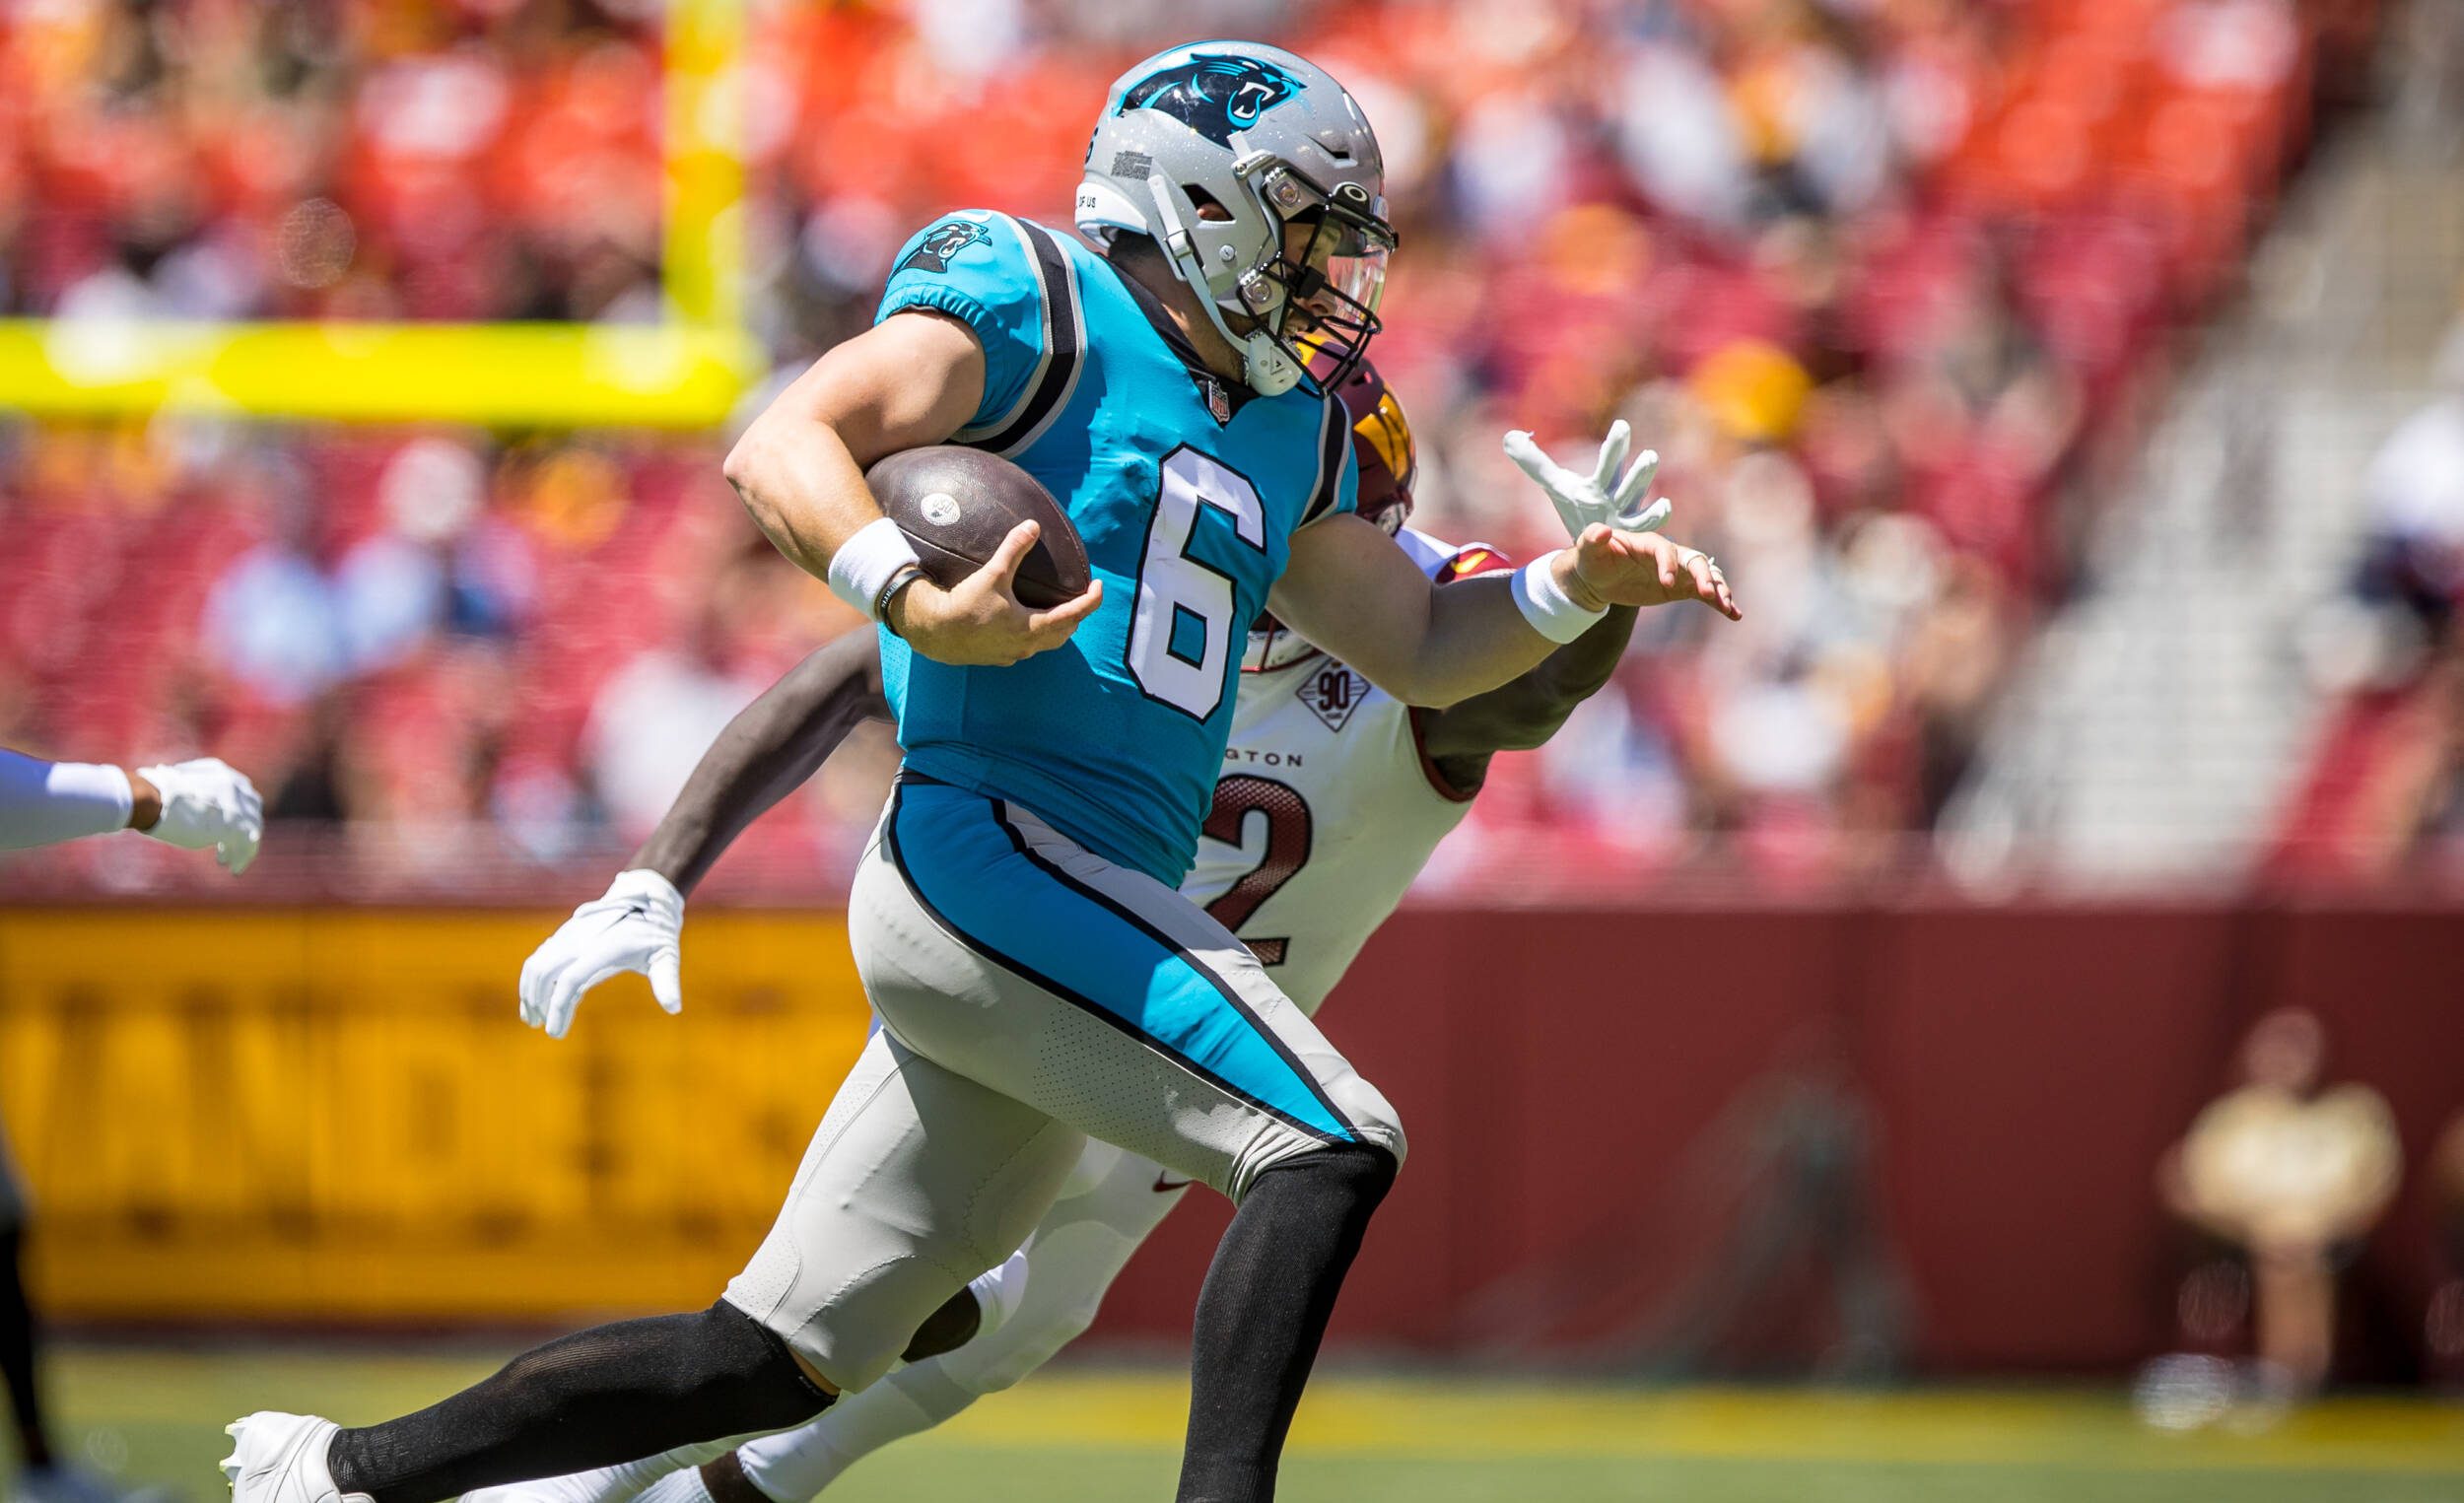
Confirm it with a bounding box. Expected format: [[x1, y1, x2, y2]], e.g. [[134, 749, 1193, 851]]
[[2159, 1008, 2403, 1402]]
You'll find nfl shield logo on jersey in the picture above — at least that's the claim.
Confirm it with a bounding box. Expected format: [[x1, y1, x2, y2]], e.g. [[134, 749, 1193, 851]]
[[1295, 662, 1368, 731]]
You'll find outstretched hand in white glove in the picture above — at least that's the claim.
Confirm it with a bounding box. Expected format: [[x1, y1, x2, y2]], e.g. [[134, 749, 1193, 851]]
[[1503, 419, 1672, 541], [518, 868, 686, 1040], [135, 758, 264, 875]]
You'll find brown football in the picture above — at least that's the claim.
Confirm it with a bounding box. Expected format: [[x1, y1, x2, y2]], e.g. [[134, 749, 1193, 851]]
[[865, 446, 1092, 609]]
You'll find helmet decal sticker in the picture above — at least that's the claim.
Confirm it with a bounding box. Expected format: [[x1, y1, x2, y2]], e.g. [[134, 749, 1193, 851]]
[[1119, 52, 1304, 146]]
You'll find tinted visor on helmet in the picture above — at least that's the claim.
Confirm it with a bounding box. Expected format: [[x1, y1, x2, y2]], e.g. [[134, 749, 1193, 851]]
[[1247, 163, 1394, 395]]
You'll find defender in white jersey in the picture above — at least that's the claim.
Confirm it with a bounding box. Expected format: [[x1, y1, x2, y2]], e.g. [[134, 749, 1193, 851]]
[[494, 366, 1677, 1503], [1187, 524, 1510, 1005]]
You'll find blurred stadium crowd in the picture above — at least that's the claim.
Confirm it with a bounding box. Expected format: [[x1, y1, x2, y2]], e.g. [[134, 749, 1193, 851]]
[[0, 0, 2408, 896]]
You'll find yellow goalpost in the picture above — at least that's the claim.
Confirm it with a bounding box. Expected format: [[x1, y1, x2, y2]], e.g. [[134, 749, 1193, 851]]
[[0, 0, 760, 430]]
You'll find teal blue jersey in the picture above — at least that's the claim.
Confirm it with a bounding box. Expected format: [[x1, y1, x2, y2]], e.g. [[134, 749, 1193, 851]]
[[873, 210, 1358, 885]]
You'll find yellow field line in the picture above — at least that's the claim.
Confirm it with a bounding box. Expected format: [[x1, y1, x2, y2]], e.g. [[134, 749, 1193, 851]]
[[53, 1352, 2464, 1477]]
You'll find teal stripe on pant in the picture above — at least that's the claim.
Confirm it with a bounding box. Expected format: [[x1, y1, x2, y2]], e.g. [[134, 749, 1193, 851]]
[[885, 778, 1356, 1145]]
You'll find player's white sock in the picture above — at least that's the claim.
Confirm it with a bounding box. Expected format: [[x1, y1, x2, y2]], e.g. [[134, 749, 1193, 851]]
[[967, 1250, 1030, 1342], [726, 1258, 1027, 1502], [631, 1469, 716, 1503], [736, 1372, 954, 1502], [460, 1440, 729, 1503]]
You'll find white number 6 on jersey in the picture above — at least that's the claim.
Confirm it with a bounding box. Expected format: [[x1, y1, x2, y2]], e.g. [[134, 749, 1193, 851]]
[[1127, 446, 1266, 719]]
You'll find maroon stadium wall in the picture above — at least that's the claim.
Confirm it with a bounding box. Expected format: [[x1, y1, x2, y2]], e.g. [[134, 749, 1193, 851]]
[[2, 897, 2456, 1376], [1091, 898, 2464, 1378]]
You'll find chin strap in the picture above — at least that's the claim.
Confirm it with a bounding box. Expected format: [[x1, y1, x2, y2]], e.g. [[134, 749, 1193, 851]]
[[1241, 338, 1304, 396], [1145, 171, 1303, 398]]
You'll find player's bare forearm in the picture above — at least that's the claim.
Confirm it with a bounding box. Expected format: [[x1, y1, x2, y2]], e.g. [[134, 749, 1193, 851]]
[[723, 310, 987, 582], [1268, 514, 1550, 707], [724, 312, 1099, 663], [1417, 604, 1639, 759], [631, 632, 891, 895], [727, 418, 877, 581], [1273, 513, 1733, 708], [1394, 573, 1568, 707]]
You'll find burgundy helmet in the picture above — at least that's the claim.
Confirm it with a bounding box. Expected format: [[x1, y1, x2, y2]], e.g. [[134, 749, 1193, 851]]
[[1338, 357, 1416, 535], [1246, 359, 1417, 670]]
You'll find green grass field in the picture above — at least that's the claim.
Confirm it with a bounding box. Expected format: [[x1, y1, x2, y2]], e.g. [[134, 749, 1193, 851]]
[[39, 1344, 2464, 1503]]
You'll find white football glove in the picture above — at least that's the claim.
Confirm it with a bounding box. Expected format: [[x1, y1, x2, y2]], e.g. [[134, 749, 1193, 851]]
[[519, 868, 685, 1040], [135, 758, 263, 875], [1503, 420, 1673, 541]]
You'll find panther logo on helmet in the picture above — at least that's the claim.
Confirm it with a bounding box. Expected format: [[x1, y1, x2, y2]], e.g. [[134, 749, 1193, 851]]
[[1118, 53, 1304, 146]]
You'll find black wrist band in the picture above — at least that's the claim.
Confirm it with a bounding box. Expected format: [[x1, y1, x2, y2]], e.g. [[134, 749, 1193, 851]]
[[875, 564, 926, 638]]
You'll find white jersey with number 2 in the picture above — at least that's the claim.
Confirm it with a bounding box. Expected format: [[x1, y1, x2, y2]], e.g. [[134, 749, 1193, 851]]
[[1180, 527, 1510, 1012]]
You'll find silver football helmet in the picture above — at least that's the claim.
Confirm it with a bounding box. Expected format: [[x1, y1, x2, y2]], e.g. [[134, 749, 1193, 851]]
[[1077, 41, 1395, 397]]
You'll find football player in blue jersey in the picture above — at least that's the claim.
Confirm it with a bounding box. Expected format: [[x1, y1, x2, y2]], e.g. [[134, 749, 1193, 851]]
[[225, 41, 1735, 1503], [466, 363, 1678, 1503]]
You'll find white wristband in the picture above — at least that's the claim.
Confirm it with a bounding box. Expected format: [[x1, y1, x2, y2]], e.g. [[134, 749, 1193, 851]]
[[826, 516, 924, 620], [1510, 551, 1608, 644]]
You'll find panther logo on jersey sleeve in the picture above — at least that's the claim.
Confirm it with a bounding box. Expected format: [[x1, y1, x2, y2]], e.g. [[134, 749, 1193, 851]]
[[897, 220, 993, 275], [1118, 53, 1304, 145]]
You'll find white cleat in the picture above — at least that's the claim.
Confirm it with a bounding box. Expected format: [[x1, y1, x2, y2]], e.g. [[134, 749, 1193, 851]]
[[460, 1437, 749, 1503], [220, 1413, 367, 1503]]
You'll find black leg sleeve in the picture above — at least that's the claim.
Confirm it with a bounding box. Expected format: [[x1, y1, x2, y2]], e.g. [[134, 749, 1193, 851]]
[[1177, 1144, 1396, 1503], [0, 1224, 54, 1469], [900, 1286, 982, 1366], [327, 1301, 830, 1503]]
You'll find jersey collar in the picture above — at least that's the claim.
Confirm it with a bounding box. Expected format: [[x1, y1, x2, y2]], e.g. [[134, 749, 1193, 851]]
[[1097, 250, 1251, 426], [1243, 621, 1325, 673]]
